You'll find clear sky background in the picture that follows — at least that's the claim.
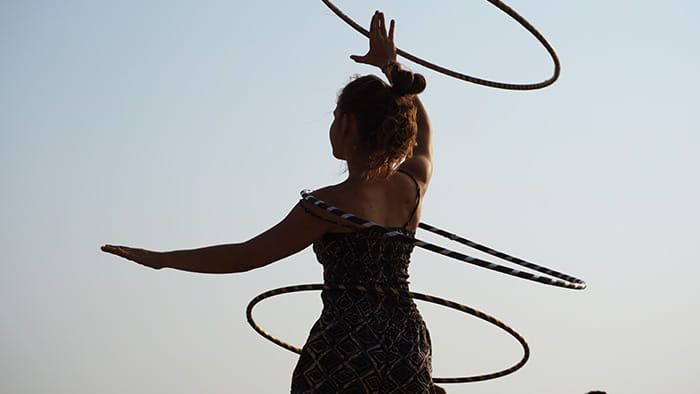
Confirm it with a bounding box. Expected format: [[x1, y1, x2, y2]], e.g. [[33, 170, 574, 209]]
[[2, 1, 698, 393]]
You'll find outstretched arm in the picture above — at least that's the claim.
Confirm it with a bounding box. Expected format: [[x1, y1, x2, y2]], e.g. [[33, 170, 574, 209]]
[[102, 202, 329, 274]]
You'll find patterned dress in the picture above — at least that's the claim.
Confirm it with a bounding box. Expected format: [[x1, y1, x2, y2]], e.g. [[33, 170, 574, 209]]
[[291, 173, 441, 393]]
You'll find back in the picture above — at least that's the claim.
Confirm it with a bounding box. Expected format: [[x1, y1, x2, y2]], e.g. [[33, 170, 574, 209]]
[[309, 169, 424, 233], [292, 172, 437, 394]]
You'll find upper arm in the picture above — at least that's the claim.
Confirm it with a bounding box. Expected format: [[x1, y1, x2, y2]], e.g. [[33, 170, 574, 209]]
[[399, 96, 432, 185], [398, 155, 432, 187], [237, 201, 329, 271]]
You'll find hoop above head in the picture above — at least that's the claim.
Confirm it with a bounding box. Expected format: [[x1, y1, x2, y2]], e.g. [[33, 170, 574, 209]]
[[320, 0, 561, 90], [246, 284, 530, 383]]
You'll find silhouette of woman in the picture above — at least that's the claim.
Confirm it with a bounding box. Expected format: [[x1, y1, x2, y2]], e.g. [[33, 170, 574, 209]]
[[102, 11, 444, 393]]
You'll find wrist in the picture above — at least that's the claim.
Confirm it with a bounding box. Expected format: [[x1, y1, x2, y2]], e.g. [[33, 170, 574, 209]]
[[380, 61, 398, 74]]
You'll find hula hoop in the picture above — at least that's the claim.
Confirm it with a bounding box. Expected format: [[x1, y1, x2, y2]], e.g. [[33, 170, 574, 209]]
[[246, 284, 529, 383], [321, 0, 561, 90], [246, 190, 585, 384], [301, 190, 587, 290]]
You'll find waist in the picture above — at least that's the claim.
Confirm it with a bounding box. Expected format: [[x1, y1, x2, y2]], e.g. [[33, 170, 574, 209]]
[[321, 286, 418, 312], [319, 291, 424, 330]]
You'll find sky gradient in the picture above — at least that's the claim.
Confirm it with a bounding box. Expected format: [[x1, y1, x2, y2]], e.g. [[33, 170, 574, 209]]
[[2, 1, 698, 393]]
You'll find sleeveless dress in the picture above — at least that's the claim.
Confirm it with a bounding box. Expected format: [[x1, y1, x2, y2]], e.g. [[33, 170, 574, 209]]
[[291, 172, 440, 393]]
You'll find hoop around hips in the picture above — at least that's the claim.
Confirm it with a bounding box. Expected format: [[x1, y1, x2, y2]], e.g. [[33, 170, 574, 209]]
[[246, 284, 530, 383], [320, 0, 561, 90]]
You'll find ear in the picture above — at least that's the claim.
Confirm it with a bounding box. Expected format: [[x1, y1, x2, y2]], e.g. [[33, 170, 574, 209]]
[[341, 113, 359, 139]]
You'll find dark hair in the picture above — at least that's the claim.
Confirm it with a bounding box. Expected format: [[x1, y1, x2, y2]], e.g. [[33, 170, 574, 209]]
[[337, 65, 427, 180]]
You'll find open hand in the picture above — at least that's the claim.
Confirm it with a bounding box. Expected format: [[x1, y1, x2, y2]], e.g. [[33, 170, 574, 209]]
[[350, 11, 397, 69], [101, 244, 163, 269]]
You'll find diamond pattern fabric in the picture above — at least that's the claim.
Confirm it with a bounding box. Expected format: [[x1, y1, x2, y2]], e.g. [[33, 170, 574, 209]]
[[291, 227, 442, 393]]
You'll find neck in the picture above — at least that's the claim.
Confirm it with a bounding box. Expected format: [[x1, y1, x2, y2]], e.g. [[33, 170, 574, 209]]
[[345, 159, 369, 182], [345, 160, 393, 184]]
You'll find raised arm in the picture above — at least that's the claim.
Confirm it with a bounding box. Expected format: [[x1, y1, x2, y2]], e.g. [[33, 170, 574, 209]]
[[102, 201, 330, 274], [398, 90, 432, 185], [351, 11, 433, 185]]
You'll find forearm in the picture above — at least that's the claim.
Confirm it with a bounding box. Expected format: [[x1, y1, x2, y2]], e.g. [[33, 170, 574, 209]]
[[160, 243, 250, 274]]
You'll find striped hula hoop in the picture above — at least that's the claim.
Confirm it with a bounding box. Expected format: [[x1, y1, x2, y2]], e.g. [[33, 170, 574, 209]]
[[301, 190, 587, 290], [246, 284, 529, 383], [321, 0, 560, 90]]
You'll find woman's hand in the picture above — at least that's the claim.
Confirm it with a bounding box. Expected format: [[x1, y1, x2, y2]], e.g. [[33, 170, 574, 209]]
[[101, 244, 164, 270], [350, 11, 397, 69]]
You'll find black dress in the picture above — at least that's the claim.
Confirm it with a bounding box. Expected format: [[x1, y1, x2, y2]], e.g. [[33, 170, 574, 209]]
[[291, 173, 440, 393]]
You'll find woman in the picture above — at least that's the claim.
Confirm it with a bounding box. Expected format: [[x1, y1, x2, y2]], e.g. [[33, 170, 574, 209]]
[[102, 11, 442, 393]]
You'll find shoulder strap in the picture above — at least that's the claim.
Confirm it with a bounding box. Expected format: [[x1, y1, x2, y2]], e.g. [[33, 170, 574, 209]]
[[397, 169, 421, 228]]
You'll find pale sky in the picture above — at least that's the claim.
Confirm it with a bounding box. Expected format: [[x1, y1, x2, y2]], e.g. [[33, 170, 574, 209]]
[[2, 1, 698, 393]]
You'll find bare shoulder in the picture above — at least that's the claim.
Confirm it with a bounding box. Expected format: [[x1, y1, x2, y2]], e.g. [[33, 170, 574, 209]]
[[306, 183, 352, 207], [300, 183, 359, 230], [309, 184, 343, 200], [397, 159, 431, 196], [304, 174, 425, 230]]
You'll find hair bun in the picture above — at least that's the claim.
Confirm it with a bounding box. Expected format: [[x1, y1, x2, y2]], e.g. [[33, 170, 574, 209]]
[[390, 66, 427, 96]]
